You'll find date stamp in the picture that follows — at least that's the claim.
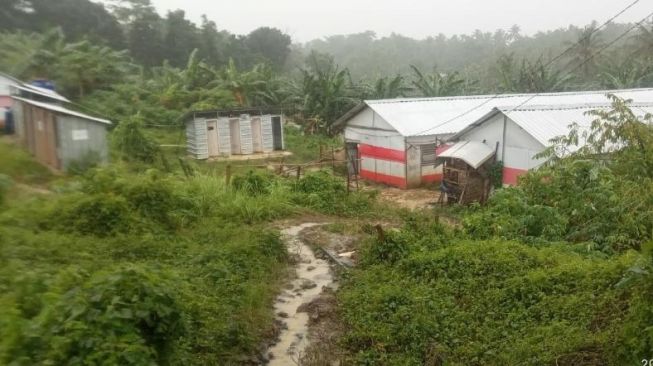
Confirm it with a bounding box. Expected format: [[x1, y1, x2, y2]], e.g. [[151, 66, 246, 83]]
[[643, 359, 653, 366]]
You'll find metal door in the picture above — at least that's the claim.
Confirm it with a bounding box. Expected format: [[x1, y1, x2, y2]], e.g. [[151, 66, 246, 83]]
[[206, 120, 219, 156], [272, 116, 283, 151], [229, 118, 241, 154]]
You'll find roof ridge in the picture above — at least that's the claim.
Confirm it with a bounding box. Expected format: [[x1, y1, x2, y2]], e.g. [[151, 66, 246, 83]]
[[365, 87, 653, 104], [498, 102, 653, 112]]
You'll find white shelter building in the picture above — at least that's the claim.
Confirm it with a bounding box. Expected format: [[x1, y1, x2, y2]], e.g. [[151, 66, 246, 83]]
[[337, 88, 653, 188]]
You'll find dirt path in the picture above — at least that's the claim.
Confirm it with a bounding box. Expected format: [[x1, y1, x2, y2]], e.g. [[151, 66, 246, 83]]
[[266, 223, 336, 365]]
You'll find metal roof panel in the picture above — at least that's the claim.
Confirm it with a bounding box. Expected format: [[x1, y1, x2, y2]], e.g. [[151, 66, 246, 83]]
[[14, 97, 111, 125], [359, 88, 653, 137], [437, 140, 495, 169]]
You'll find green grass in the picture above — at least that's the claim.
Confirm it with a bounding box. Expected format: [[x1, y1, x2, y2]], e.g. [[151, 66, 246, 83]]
[[0, 139, 53, 184], [338, 217, 648, 365], [283, 125, 341, 164], [0, 148, 388, 365]]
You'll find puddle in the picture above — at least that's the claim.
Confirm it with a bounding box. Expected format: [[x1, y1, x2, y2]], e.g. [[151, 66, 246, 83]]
[[267, 223, 335, 365]]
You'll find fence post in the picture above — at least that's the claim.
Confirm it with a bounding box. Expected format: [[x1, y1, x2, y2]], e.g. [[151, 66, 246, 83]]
[[225, 164, 232, 186], [296, 166, 301, 181], [331, 147, 336, 173]]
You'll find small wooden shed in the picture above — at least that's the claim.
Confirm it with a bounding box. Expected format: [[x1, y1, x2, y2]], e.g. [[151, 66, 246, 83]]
[[13, 97, 110, 171], [437, 140, 496, 204], [186, 109, 284, 159]]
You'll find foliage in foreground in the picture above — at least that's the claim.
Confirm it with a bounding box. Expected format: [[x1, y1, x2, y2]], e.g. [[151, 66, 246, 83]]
[[339, 217, 648, 365], [464, 97, 653, 252], [0, 159, 381, 364]]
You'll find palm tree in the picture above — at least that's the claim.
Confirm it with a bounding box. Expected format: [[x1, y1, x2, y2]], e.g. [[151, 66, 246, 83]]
[[631, 21, 653, 59], [566, 22, 604, 80], [365, 75, 412, 99], [217, 59, 266, 106], [299, 51, 358, 135], [410, 65, 465, 97], [58, 40, 132, 98], [598, 58, 652, 89]]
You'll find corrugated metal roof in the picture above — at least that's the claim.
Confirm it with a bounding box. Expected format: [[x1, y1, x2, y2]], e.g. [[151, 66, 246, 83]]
[[14, 97, 111, 125], [437, 140, 495, 169], [13, 84, 71, 103], [353, 88, 653, 137], [498, 103, 653, 148]]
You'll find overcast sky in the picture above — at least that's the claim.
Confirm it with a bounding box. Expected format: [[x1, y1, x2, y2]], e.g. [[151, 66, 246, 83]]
[[145, 0, 650, 42]]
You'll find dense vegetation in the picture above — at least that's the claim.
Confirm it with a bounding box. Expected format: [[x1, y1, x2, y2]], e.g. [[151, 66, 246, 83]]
[[1, 1, 653, 364], [2, 1, 653, 136], [0, 142, 389, 364], [337, 96, 653, 365], [340, 217, 647, 365]]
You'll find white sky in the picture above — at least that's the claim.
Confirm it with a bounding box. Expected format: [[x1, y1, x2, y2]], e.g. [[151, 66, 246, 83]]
[[144, 0, 651, 42]]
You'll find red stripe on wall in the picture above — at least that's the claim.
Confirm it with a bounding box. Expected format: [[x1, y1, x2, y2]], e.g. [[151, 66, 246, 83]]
[[421, 173, 443, 184], [359, 143, 405, 163], [361, 169, 407, 189], [503, 167, 528, 186], [436, 144, 452, 155]]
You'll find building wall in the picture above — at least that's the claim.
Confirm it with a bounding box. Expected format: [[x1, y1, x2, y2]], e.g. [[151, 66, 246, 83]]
[[345, 107, 407, 188], [13, 100, 24, 141], [19, 103, 59, 169], [56, 115, 109, 171], [406, 134, 453, 186], [457, 113, 547, 185], [186, 118, 209, 159]]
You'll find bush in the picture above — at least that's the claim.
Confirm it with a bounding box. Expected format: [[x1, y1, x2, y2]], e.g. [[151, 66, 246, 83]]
[[291, 170, 373, 215], [232, 170, 274, 196], [340, 218, 638, 365], [46, 168, 199, 235], [50, 193, 135, 236], [463, 188, 567, 242], [0, 265, 185, 365], [112, 115, 160, 164]]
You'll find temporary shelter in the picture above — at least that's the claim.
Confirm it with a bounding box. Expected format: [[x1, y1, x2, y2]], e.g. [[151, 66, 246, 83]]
[[448, 102, 653, 185], [336, 88, 653, 189], [12, 97, 111, 171], [186, 109, 285, 159]]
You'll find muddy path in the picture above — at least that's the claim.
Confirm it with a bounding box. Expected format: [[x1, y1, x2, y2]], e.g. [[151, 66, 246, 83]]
[[266, 223, 337, 365]]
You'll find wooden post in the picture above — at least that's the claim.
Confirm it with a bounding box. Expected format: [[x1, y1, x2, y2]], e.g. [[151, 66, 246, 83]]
[[225, 164, 232, 186], [331, 147, 336, 173], [296, 166, 301, 181]]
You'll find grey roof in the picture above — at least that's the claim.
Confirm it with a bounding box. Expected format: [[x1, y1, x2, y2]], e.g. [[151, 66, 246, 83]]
[[453, 103, 653, 149], [337, 88, 653, 137], [14, 97, 111, 125], [437, 140, 495, 169]]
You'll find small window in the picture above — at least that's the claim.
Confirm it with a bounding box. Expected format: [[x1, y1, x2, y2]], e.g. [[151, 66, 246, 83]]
[[207, 126, 215, 131]]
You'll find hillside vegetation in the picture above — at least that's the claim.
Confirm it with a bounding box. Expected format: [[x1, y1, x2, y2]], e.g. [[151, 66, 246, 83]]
[[1, 1, 652, 365]]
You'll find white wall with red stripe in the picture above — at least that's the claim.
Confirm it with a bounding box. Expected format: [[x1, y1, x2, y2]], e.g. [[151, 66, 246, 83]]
[[344, 106, 445, 189], [456, 113, 548, 185]]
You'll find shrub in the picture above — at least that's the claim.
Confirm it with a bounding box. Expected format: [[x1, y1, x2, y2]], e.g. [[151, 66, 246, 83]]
[[232, 170, 274, 196], [50, 193, 135, 236], [0, 265, 185, 365], [463, 188, 567, 242], [291, 170, 373, 215], [340, 225, 637, 365], [112, 115, 160, 164], [67, 151, 103, 175]]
